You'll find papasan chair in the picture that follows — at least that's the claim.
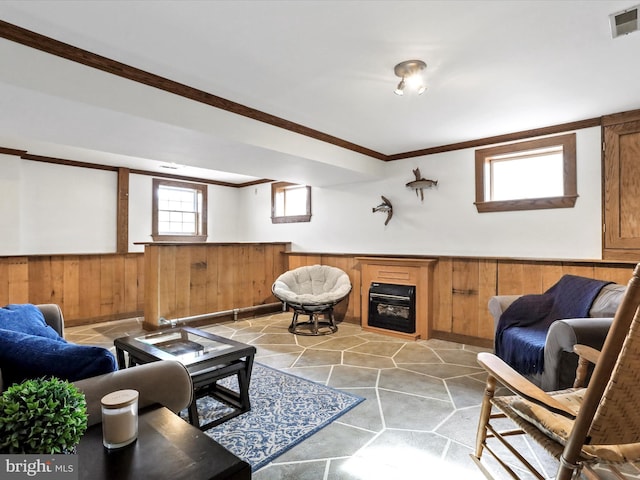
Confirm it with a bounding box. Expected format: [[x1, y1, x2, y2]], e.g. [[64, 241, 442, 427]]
[[272, 265, 352, 336]]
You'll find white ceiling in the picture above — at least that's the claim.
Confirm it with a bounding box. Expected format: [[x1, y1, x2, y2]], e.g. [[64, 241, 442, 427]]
[[0, 1, 639, 186]]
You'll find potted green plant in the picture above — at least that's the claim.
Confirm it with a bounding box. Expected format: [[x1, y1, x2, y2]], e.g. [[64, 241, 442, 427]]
[[0, 377, 88, 454]]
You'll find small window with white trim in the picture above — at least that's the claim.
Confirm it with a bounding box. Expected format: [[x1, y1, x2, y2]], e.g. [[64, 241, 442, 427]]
[[152, 178, 207, 241], [474, 133, 577, 213]]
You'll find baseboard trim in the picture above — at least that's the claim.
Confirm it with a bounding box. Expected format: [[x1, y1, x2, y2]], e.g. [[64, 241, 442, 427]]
[[430, 330, 493, 349]]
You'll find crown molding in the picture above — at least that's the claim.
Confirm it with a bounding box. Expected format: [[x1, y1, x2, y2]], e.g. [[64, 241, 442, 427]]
[[0, 20, 611, 163]]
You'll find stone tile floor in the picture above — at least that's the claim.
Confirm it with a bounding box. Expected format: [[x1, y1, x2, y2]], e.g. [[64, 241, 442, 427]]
[[67, 313, 639, 480]]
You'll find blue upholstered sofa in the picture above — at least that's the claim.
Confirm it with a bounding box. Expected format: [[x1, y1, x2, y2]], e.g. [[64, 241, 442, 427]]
[[0, 304, 193, 426]]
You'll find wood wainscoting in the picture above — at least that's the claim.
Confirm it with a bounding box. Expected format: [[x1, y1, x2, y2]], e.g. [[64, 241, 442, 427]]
[[2, 248, 634, 338], [285, 252, 636, 347], [286, 253, 361, 324], [141, 242, 290, 329], [431, 258, 634, 347], [0, 242, 290, 329], [0, 253, 144, 327]]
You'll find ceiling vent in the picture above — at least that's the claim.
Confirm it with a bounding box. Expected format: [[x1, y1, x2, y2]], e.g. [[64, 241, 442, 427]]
[[610, 5, 639, 38]]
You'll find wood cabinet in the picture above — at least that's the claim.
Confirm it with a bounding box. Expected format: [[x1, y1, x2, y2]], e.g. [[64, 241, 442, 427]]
[[603, 110, 640, 261]]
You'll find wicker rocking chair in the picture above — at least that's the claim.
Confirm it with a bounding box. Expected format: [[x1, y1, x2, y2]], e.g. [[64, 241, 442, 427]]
[[472, 263, 640, 480]]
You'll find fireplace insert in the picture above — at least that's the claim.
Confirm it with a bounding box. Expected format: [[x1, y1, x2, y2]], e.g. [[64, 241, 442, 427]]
[[368, 283, 416, 334]]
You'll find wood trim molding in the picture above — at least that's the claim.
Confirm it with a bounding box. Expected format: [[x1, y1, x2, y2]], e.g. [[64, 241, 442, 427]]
[[475, 195, 578, 213], [0, 147, 28, 156], [22, 153, 118, 171], [0, 19, 385, 161], [386, 118, 601, 160], [602, 109, 640, 126], [474, 132, 578, 213], [151, 178, 208, 241], [271, 182, 312, 224], [129, 168, 246, 188], [2, 145, 271, 188], [0, 20, 614, 163], [430, 330, 493, 349], [117, 167, 129, 254]]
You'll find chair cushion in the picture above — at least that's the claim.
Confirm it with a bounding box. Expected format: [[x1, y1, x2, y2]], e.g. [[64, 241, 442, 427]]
[[0, 329, 117, 386], [497, 388, 640, 463], [0, 304, 63, 340], [505, 389, 583, 444], [273, 265, 351, 306], [589, 284, 626, 317]]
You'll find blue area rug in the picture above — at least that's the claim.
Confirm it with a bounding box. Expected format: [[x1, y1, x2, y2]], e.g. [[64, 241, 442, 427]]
[[186, 363, 364, 472]]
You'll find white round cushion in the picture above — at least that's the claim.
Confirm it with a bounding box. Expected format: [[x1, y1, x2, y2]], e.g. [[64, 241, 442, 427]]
[[272, 265, 351, 306]]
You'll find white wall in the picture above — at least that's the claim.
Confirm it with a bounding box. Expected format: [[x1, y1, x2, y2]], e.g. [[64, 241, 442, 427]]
[[128, 174, 241, 253], [0, 154, 21, 254], [0, 126, 603, 259], [238, 127, 603, 260], [0, 158, 118, 255], [129, 174, 239, 252], [128, 173, 152, 251], [0, 160, 241, 255]]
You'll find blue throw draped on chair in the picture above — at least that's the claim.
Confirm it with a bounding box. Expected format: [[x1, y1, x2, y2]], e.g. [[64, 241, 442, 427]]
[[495, 275, 612, 375]]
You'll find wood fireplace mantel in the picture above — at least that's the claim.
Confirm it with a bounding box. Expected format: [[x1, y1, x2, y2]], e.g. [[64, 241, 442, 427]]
[[356, 257, 437, 341]]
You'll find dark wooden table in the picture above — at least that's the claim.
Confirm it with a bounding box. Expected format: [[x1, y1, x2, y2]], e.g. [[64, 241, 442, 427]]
[[77, 405, 251, 479], [114, 326, 256, 430]]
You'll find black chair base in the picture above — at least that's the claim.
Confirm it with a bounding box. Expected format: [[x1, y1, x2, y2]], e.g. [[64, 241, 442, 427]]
[[288, 307, 338, 336]]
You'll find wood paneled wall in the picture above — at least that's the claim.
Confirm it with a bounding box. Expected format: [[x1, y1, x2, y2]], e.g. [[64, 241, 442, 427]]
[[285, 253, 636, 346], [143, 242, 289, 329], [2, 248, 634, 338], [0, 253, 144, 326], [287, 253, 361, 323], [432, 258, 634, 346]]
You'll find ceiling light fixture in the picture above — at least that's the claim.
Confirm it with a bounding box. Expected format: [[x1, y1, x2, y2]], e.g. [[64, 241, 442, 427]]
[[393, 59, 427, 96]]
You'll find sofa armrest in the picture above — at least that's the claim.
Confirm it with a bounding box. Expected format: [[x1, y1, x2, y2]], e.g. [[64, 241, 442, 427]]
[[488, 295, 522, 328], [74, 360, 193, 427], [36, 304, 64, 338], [541, 317, 613, 391]]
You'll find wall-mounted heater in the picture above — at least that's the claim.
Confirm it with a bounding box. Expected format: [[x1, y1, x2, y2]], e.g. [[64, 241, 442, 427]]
[[610, 5, 639, 38]]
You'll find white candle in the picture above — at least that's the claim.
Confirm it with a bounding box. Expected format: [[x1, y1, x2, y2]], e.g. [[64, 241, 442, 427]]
[[101, 389, 139, 449]]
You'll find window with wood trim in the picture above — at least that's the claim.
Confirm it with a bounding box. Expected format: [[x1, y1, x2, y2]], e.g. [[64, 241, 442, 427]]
[[152, 178, 207, 241], [271, 182, 311, 223], [474, 133, 577, 213]]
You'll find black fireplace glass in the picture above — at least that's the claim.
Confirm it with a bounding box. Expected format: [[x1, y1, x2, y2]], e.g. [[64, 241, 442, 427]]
[[368, 283, 416, 334]]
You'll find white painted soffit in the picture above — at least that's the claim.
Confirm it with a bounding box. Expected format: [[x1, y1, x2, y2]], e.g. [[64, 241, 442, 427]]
[[0, 38, 384, 187]]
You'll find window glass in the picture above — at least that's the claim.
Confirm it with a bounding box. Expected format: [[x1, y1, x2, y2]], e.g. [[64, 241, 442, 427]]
[[488, 148, 563, 201], [158, 186, 199, 234]]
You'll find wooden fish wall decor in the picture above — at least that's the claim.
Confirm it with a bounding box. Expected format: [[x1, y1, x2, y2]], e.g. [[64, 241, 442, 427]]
[[372, 195, 393, 226], [406, 168, 438, 201]]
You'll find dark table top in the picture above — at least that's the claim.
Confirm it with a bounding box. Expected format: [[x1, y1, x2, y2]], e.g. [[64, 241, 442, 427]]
[[114, 326, 256, 370], [77, 405, 251, 480]]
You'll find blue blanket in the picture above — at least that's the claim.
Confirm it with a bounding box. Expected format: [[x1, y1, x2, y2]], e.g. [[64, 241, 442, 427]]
[[495, 275, 612, 375]]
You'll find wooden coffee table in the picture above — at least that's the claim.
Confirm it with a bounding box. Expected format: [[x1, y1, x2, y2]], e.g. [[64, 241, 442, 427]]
[[114, 326, 256, 430], [77, 405, 251, 479]]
